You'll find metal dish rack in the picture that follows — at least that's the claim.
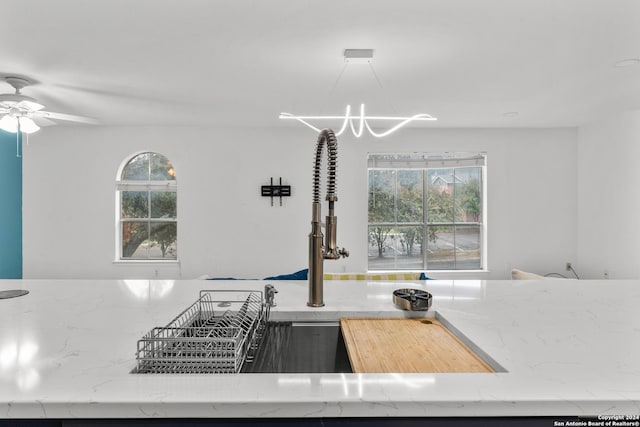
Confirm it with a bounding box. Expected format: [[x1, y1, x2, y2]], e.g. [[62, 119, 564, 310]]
[[133, 290, 269, 374]]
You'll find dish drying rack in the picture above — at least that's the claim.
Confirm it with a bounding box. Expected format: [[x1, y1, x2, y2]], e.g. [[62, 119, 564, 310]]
[[133, 289, 270, 374]]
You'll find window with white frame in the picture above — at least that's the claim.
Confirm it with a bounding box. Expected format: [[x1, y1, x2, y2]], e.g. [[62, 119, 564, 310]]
[[368, 153, 485, 271], [116, 152, 177, 260]]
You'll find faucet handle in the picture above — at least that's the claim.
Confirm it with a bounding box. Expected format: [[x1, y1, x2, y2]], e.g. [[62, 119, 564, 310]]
[[338, 247, 349, 258], [264, 284, 278, 307]]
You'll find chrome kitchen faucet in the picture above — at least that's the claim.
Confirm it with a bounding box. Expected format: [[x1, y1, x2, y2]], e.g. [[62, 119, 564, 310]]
[[308, 129, 349, 307]]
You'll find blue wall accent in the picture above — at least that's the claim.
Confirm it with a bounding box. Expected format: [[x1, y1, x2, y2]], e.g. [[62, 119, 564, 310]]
[[0, 131, 22, 278]]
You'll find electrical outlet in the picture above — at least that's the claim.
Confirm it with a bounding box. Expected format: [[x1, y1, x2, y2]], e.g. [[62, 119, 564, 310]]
[[565, 262, 572, 271]]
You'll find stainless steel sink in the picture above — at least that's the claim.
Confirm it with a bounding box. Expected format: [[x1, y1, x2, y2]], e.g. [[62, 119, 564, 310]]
[[241, 321, 352, 373]]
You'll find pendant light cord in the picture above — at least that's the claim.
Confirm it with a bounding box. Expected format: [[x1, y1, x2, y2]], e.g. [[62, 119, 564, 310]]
[[368, 62, 398, 115], [330, 62, 349, 96]]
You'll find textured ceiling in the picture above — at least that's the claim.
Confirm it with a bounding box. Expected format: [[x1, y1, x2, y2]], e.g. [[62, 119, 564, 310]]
[[2, 0, 640, 129]]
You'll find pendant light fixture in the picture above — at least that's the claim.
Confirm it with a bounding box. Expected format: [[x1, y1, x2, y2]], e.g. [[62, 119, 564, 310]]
[[279, 49, 437, 137]]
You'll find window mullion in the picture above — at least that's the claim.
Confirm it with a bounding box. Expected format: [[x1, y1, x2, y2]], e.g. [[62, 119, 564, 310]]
[[146, 157, 151, 260], [393, 169, 398, 225], [452, 168, 456, 269], [145, 190, 151, 259], [422, 169, 428, 270]]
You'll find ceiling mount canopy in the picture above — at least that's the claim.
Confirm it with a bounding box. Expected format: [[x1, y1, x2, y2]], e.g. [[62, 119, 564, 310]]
[[279, 49, 437, 138], [343, 49, 374, 64]]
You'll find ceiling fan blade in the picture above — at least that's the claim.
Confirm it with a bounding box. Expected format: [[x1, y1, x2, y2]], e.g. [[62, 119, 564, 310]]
[[32, 110, 98, 125], [17, 100, 45, 111], [31, 116, 57, 127]]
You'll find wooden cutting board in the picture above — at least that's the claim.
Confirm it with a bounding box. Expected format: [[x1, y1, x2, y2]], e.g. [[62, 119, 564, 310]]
[[340, 318, 494, 373]]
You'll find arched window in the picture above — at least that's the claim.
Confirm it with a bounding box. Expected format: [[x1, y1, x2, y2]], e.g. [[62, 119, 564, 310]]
[[116, 152, 177, 260]]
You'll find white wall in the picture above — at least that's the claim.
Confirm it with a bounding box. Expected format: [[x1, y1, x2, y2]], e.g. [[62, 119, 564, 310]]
[[22, 125, 577, 280], [577, 110, 640, 279]]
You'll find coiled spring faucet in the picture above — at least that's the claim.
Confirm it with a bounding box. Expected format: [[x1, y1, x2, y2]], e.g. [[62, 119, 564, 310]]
[[308, 129, 349, 307]]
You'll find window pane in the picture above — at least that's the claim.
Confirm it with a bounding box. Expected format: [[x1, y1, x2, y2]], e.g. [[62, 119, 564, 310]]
[[150, 191, 176, 219], [121, 191, 148, 218], [397, 225, 423, 260], [455, 167, 482, 223], [397, 170, 422, 223], [149, 223, 177, 259], [368, 170, 395, 223], [454, 225, 481, 269], [368, 225, 393, 269], [427, 168, 455, 223], [150, 153, 176, 181], [426, 225, 481, 270], [368, 226, 423, 270], [426, 225, 455, 270], [122, 153, 150, 180], [122, 222, 149, 259]]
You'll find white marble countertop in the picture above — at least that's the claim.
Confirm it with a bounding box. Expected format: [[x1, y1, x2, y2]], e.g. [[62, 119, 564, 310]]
[[0, 278, 639, 419]]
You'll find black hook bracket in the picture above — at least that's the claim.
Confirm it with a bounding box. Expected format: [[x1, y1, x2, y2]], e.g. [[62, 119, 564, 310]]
[[261, 177, 291, 206]]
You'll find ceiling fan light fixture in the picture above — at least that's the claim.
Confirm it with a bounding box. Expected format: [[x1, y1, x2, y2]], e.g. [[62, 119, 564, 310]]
[[19, 116, 40, 134], [0, 115, 40, 134], [0, 115, 18, 133]]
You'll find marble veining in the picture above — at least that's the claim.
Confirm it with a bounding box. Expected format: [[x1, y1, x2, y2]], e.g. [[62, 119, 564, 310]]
[[0, 278, 639, 418]]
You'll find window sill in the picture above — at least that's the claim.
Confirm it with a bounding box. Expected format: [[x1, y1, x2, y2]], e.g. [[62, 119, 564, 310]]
[[113, 260, 180, 265], [426, 270, 491, 280], [426, 269, 490, 274], [368, 269, 490, 273], [368, 269, 490, 279]]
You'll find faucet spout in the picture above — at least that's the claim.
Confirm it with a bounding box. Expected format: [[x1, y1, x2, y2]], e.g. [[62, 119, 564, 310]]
[[308, 129, 348, 307]]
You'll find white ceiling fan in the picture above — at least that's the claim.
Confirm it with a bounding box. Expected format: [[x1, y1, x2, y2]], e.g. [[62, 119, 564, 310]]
[[0, 76, 98, 134]]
